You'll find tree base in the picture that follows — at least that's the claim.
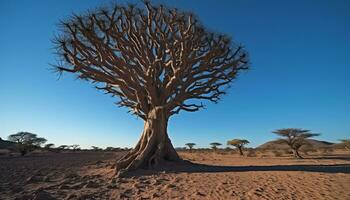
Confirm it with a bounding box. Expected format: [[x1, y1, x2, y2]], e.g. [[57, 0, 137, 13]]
[[293, 149, 303, 159], [114, 107, 180, 177], [115, 145, 181, 177], [115, 159, 185, 178]]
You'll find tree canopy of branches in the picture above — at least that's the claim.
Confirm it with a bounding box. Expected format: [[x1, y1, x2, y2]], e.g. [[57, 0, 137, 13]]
[[53, 1, 248, 176], [70, 144, 80, 151], [210, 142, 222, 150], [44, 143, 56, 152], [91, 146, 102, 151], [227, 139, 249, 156], [272, 128, 320, 158], [185, 143, 196, 152], [8, 132, 47, 156], [44, 143, 55, 149]]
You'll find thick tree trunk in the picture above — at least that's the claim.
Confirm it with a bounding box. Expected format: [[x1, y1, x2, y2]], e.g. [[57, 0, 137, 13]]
[[115, 107, 180, 176], [238, 147, 243, 156], [292, 148, 302, 159]]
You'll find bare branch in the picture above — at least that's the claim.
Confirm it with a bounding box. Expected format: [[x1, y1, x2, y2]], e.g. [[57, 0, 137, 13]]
[[53, 1, 249, 120]]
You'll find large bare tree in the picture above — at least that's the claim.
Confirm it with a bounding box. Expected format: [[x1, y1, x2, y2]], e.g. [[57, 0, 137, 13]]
[[53, 1, 248, 175]]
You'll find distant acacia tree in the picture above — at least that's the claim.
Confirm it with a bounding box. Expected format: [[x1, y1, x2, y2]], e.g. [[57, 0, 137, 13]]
[[44, 143, 55, 151], [185, 143, 196, 152], [105, 146, 119, 151], [339, 139, 350, 151], [70, 144, 80, 151], [8, 132, 47, 156], [44, 143, 55, 149], [227, 139, 249, 156], [273, 128, 320, 158], [53, 1, 248, 175], [91, 146, 102, 151], [58, 145, 68, 151], [210, 142, 222, 151], [44, 143, 57, 153]]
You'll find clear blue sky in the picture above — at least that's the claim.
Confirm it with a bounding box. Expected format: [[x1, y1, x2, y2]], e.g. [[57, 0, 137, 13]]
[[0, 0, 349, 149]]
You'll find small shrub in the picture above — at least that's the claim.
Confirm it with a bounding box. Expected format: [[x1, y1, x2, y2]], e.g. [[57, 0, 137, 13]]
[[283, 149, 293, 155], [301, 148, 314, 156], [258, 149, 267, 154], [319, 147, 334, 155], [246, 149, 256, 157], [272, 150, 282, 157]]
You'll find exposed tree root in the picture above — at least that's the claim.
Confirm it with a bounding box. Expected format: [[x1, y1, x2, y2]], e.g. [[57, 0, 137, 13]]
[[293, 149, 303, 159], [115, 107, 181, 177]]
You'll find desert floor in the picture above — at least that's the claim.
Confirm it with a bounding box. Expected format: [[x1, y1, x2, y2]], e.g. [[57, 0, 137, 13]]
[[0, 151, 349, 200]]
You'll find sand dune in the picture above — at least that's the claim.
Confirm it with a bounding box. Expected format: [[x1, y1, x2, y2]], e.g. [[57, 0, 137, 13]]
[[0, 151, 349, 199]]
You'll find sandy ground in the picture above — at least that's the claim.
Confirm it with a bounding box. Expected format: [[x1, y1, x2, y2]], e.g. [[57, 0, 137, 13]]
[[0, 151, 349, 200]]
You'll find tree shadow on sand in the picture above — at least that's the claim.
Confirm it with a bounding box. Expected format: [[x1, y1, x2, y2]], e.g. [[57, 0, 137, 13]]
[[309, 156, 350, 162], [125, 160, 350, 177]]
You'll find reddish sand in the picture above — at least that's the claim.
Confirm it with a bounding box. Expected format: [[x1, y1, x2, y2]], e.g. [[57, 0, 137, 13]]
[[0, 151, 349, 199]]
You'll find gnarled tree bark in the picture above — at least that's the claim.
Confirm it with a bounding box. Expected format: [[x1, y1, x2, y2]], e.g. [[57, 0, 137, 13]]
[[238, 147, 243, 156], [115, 107, 180, 176], [292, 148, 302, 159]]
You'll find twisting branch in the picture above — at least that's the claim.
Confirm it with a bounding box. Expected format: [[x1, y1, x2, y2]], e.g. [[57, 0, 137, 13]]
[[53, 1, 249, 120]]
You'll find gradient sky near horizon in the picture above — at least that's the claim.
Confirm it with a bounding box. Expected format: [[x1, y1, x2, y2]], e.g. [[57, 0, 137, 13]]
[[0, 0, 349, 149]]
